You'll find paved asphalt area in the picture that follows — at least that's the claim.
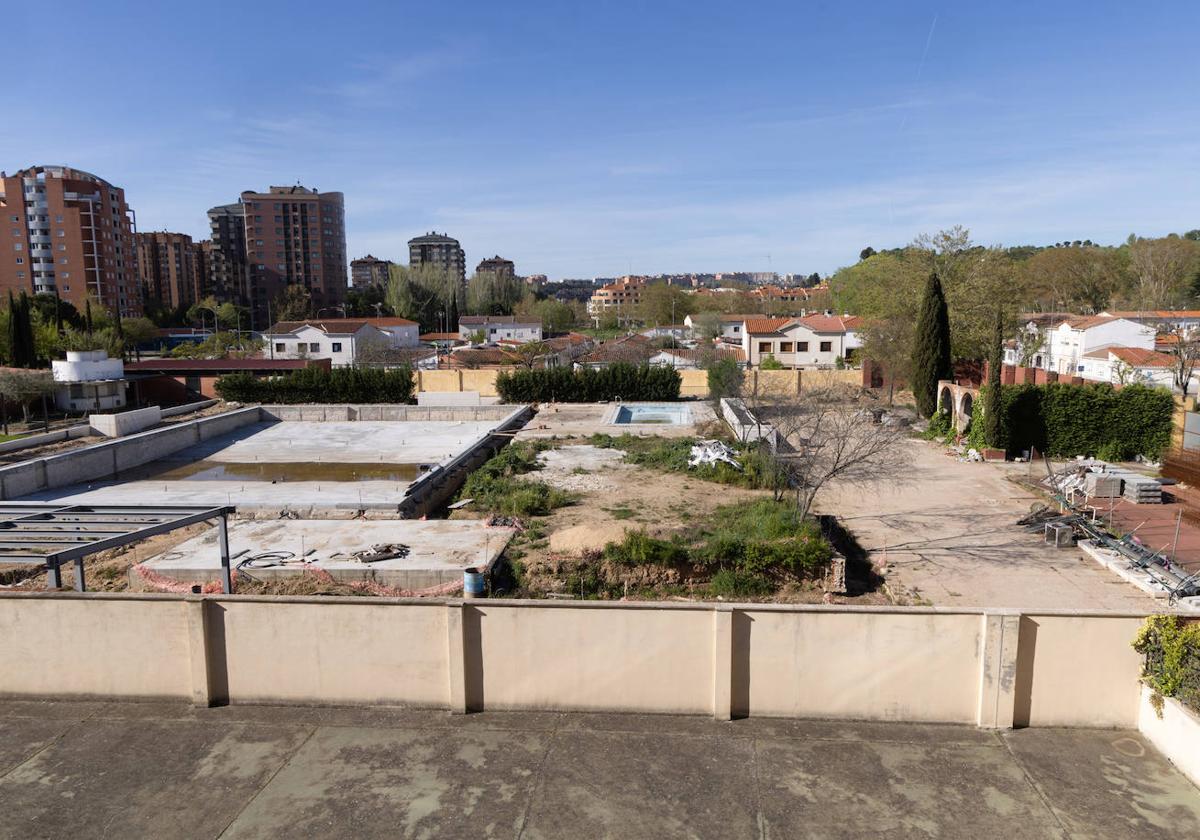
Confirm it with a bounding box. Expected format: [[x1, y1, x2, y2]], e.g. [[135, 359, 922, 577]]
[[1, 700, 1199, 839]]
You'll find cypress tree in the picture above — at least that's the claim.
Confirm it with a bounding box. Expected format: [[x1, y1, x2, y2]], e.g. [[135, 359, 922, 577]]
[[910, 271, 952, 417], [6, 291, 18, 367], [85, 299, 94, 337], [447, 288, 459, 334], [17, 293, 35, 367], [983, 309, 1004, 449]]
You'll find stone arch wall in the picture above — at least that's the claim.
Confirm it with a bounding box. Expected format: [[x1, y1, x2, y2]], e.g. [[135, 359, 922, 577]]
[[936, 380, 979, 433]]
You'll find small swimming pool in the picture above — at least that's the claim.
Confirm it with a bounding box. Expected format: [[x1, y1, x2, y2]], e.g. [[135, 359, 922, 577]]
[[610, 403, 692, 425]]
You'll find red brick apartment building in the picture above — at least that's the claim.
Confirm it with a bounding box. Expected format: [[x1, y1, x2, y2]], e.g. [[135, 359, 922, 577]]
[[135, 231, 204, 311], [0, 165, 141, 317], [239, 185, 347, 324]]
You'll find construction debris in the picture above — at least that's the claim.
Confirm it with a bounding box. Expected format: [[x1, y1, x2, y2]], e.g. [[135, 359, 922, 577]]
[[1042, 460, 1163, 505], [688, 440, 742, 471], [349, 543, 410, 563]]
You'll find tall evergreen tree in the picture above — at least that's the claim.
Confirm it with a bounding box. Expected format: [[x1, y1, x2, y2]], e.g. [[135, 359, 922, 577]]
[[84, 299, 94, 337], [6, 291, 18, 367], [983, 309, 1004, 448], [18, 293, 35, 367], [447, 288, 460, 334], [910, 271, 952, 417]]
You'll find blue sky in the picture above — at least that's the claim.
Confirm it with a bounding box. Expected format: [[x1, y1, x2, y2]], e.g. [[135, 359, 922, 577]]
[[6, 1, 1199, 278]]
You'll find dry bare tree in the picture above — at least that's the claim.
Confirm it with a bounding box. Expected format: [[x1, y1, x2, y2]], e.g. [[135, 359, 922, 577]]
[[1163, 326, 1200, 399], [748, 383, 908, 522]]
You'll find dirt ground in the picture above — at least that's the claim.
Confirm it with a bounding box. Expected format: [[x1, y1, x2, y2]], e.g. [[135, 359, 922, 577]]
[[502, 442, 886, 604], [816, 437, 1162, 609]]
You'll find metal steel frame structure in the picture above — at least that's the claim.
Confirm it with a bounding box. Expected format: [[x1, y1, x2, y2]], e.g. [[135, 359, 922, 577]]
[[0, 503, 236, 593]]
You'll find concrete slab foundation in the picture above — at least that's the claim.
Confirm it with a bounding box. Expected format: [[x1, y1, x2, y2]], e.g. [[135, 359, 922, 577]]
[[138, 518, 513, 590]]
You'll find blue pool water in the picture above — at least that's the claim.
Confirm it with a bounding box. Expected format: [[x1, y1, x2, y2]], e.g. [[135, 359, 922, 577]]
[[612, 403, 692, 425]]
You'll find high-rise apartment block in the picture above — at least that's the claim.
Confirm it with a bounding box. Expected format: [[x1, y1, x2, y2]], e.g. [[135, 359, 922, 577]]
[[0, 165, 140, 316], [135, 231, 203, 311], [409, 232, 465, 286], [475, 255, 515, 281], [239, 185, 347, 325], [350, 254, 392, 289], [205, 202, 248, 306]]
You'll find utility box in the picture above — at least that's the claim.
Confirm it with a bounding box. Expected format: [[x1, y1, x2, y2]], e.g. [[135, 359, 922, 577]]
[[1044, 522, 1075, 548]]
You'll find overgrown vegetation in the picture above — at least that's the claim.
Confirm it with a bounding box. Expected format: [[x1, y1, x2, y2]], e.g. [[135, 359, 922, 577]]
[[596, 498, 834, 596], [214, 366, 415, 404], [495, 362, 681, 402], [588, 433, 777, 489], [960, 382, 1173, 459], [456, 441, 575, 517], [1133, 615, 1200, 713]]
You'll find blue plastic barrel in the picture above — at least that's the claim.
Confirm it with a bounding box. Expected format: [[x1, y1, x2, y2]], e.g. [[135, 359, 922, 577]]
[[463, 567, 485, 598]]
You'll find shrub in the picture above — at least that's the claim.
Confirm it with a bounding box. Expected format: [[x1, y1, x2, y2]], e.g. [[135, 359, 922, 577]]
[[588, 433, 776, 490], [215, 366, 414, 404], [923, 409, 952, 441], [759, 354, 784, 370], [495, 362, 681, 402], [1132, 615, 1200, 713], [694, 499, 833, 578], [706, 358, 743, 403]]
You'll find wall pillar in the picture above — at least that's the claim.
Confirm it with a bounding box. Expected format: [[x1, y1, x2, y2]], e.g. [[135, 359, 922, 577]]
[[712, 605, 733, 720], [445, 602, 467, 714], [184, 598, 213, 707], [977, 611, 1020, 728]]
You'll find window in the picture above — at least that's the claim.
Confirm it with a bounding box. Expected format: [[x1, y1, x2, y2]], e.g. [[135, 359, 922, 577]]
[[309, 342, 319, 352], [797, 341, 809, 351], [14, 257, 22, 265], [757, 341, 772, 353], [12, 244, 21, 251], [274, 342, 285, 352], [331, 342, 342, 352], [780, 342, 794, 353], [819, 341, 832, 352]]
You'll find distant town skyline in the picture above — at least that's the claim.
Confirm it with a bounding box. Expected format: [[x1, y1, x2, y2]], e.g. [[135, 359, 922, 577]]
[[5, 1, 1199, 279]]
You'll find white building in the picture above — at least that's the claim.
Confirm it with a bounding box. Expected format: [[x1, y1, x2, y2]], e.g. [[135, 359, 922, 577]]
[[1079, 347, 1191, 392], [262, 317, 420, 367], [683, 313, 762, 342], [51, 350, 126, 412], [458, 316, 543, 343], [1099, 310, 1200, 333], [1004, 316, 1155, 375], [740, 314, 862, 368]]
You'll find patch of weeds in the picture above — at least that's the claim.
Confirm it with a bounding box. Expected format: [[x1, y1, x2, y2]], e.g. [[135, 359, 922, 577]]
[[570, 467, 591, 475], [693, 499, 833, 578], [588, 433, 775, 489], [456, 443, 574, 517], [606, 506, 636, 520], [708, 568, 774, 598], [602, 529, 689, 567]]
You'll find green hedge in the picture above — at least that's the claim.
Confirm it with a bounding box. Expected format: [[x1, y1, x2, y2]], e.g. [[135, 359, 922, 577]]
[[1133, 615, 1200, 713], [968, 382, 1173, 459], [496, 363, 681, 402], [214, 366, 414, 404]]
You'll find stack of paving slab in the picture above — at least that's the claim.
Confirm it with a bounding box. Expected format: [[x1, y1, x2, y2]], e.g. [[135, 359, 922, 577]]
[[1122, 474, 1163, 504], [1084, 472, 1123, 499]]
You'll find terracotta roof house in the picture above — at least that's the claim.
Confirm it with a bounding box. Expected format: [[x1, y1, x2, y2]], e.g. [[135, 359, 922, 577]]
[[740, 314, 862, 368]]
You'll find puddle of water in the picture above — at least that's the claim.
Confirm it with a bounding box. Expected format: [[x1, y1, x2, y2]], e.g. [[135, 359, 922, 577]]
[[119, 460, 427, 483]]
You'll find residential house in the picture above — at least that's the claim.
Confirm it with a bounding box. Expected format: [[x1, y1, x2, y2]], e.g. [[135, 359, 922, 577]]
[[587, 277, 645, 322], [1078, 347, 1188, 392], [50, 350, 126, 413], [1005, 316, 1154, 375], [683, 313, 763, 342], [262, 318, 419, 366], [576, 334, 657, 368], [458, 315, 543, 343], [649, 346, 747, 370], [640, 324, 692, 342], [741, 314, 862, 368], [1100, 310, 1200, 337]]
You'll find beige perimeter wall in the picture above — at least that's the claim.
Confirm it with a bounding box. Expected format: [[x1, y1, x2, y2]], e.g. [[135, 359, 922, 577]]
[[0, 594, 1147, 729]]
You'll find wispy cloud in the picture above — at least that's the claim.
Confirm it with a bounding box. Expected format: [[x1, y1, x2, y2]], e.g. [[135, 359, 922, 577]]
[[317, 44, 476, 102]]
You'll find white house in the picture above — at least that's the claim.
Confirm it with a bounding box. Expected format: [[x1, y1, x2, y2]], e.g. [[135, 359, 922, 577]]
[[683, 313, 761, 342], [458, 316, 543, 343], [1100, 310, 1200, 334], [649, 346, 747, 370], [1005, 316, 1155, 375], [262, 317, 420, 367], [740, 314, 862, 368], [51, 350, 126, 412], [1078, 346, 1192, 392]]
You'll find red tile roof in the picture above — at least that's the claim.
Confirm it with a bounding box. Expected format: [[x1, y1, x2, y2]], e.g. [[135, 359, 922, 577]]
[[1103, 310, 1200, 319], [420, 332, 462, 341], [798, 313, 862, 333], [1083, 347, 1174, 367], [742, 317, 794, 334], [266, 317, 417, 334]]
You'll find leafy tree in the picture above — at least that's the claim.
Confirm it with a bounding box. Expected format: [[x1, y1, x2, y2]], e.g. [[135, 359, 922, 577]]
[[910, 271, 952, 417], [983, 310, 1003, 448], [636, 284, 693, 326], [30, 293, 82, 332], [386, 264, 459, 332], [272, 285, 311, 322], [0, 369, 55, 425], [859, 246, 876, 261], [859, 316, 912, 405], [706, 358, 743, 406], [466, 271, 527, 316], [760, 353, 784, 370], [7, 292, 36, 368], [121, 317, 159, 362], [690, 311, 722, 341]]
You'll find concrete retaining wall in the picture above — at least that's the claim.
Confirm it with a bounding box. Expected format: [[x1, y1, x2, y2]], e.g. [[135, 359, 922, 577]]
[[0, 406, 262, 500], [160, 399, 220, 418], [1137, 685, 1200, 787], [258, 404, 520, 422], [0, 594, 1147, 728], [89, 406, 162, 438], [0, 424, 91, 455]]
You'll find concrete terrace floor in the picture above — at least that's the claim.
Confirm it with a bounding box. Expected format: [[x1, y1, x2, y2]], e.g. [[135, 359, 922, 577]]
[[1, 702, 1199, 839]]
